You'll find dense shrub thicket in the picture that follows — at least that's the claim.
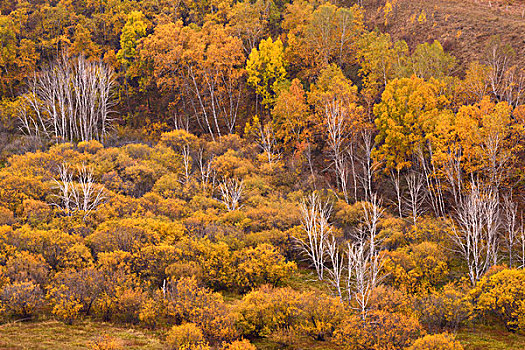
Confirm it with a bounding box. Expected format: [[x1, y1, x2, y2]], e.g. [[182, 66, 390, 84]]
[[2, 0, 525, 348]]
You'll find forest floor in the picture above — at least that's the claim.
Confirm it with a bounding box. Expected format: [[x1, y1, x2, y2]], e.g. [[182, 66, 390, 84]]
[[457, 324, 525, 350], [0, 320, 163, 350], [0, 320, 524, 349], [365, 0, 525, 71]]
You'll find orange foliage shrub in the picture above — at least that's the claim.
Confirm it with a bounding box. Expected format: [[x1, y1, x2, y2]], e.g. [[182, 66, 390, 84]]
[[383, 241, 448, 293], [47, 268, 104, 323], [413, 284, 472, 332], [166, 323, 209, 350], [5, 251, 49, 285], [0, 205, 15, 225], [333, 310, 424, 350], [470, 268, 525, 332], [164, 277, 238, 342], [236, 285, 303, 337], [0, 280, 44, 318], [369, 285, 411, 314], [408, 333, 464, 350], [221, 339, 256, 350], [236, 285, 347, 340]]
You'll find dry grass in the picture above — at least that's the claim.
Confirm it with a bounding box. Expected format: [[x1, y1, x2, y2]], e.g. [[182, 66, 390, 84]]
[[1, 319, 525, 349], [0, 320, 163, 350], [253, 335, 341, 350], [457, 324, 525, 350], [364, 0, 525, 71], [251, 324, 525, 350]]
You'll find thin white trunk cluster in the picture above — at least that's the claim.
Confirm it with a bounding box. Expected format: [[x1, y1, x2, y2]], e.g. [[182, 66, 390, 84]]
[[52, 163, 107, 220], [198, 149, 216, 192], [325, 99, 378, 204], [257, 123, 281, 164], [171, 140, 217, 193], [404, 171, 427, 226], [218, 178, 244, 211], [344, 194, 384, 319], [296, 192, 384, 320], [296, 192, 333, 280], [417, 146, 446, 217], [452, 181, 500, 285], [503, 195, 519, 268], [501, 194, 525, 270], [185, 65, 242, 141], [485, 42, 525, 108], [519, 226, 525, 269], [180, 144, 192, 185], [355, 130, 378, 202], [326, 100, 351, 203], [19, 54, 116, 143], [390, 169, 403, 218]]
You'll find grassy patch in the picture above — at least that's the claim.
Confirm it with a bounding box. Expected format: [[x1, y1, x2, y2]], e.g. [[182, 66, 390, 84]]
[[0, 320, 163, 350], [284, 267, 331, 294], [253, 326, 525, 350], [252, 335, 340, 350], [457, 324, 525, 350], [3, 319, 525, 350]]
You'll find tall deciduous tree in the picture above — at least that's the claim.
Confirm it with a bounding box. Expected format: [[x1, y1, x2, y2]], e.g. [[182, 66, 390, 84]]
[[117, 11, 148, 69], [246, 36, 287, 108], [357, 30, 408, 113], [373, 76, 450, 173], [402, 41, 456, 81], [227, 0, 274, 55], [284, 2, 364, 79], [432, 97, 522, 193], [483, 36, 525, 108], [296, 192, 333, 281], [142, 20, 245, 139], [452, 181, 500, 286], [373, 76, 451, 216], [309, 64, 365, 203], [272, 78, 309, 151], [70, 21, 100, 57], [0, 15, 18, 95]]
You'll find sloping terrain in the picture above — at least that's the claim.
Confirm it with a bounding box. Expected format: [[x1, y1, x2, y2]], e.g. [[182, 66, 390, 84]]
[[365, 0, 525, 71]]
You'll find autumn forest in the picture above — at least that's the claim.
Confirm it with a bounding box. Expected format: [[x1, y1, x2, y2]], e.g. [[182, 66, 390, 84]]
[[1, 0, 525, 349]]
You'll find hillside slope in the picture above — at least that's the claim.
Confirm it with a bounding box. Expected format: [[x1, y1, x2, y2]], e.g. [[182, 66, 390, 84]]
[[365, 0, 525, 71]]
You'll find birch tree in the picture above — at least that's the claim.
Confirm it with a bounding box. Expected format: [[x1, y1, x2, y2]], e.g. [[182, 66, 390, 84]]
[[52, 163, 106, 220], [325, 100, 350, 202], [180, 144, 192, 185], [257, 122, 280, 164], [324, 193, 385, 320], [519, 224, 525, 269], [484, 36, 525, 108], [19, 54, 116, 143], [346, 194, 384, 319], [452, 181, 500, 285], [356, 129, 378, 202], [326, 235, 344, 299], [218, 178, 244, 211], [198, 148, 215, 192], [502, 194, 519, 268], [74, 165, 107, 220], [141, 21, 245, 140], [404, 171, 426, 226], [295, 192, 333, 281], [52, 163, 75, 215]]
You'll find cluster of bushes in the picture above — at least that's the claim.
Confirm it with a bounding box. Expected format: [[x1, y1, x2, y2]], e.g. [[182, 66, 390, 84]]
[[0, 132, 524, 349]]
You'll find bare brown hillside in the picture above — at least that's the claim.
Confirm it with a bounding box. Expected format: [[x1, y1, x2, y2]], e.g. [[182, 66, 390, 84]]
[[364, 0, 525, 72]]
